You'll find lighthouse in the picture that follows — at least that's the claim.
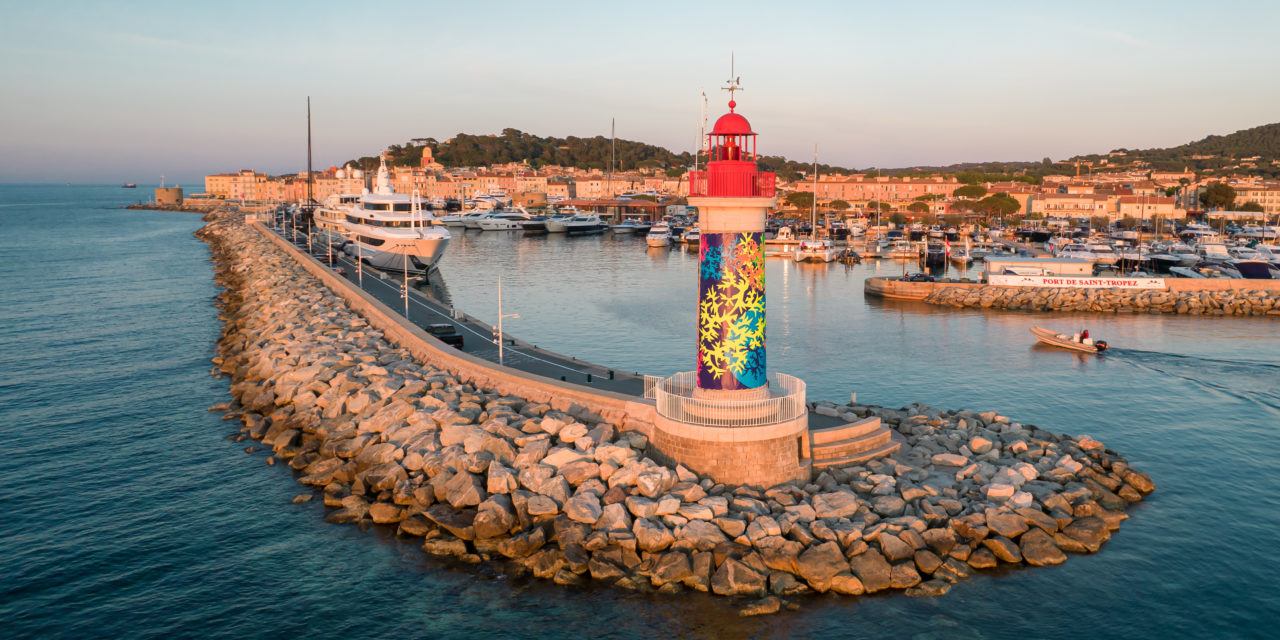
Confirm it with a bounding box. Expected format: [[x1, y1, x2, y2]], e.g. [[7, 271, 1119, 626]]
[[646, 80, 812, 488], [688, 93, 773, 394]]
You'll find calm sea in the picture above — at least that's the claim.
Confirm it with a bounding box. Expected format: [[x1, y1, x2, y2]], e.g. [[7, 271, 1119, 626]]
[[2, 185, 1277, 639]]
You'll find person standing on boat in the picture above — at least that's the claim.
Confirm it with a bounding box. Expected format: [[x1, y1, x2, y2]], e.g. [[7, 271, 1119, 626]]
[[1081, 329, 1090, 342]]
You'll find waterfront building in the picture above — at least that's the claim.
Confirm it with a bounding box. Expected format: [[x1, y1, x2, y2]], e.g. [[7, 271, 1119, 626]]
[[1116, 196, 1180, 220], [788, 174, 962, 209]]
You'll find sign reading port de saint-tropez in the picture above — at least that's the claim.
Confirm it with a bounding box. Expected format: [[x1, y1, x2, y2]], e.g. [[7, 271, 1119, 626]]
[[989, 274, 1166, 289]]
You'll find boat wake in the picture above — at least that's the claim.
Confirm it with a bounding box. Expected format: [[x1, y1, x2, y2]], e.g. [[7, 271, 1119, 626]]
[[1112, 348, 1280, 415]]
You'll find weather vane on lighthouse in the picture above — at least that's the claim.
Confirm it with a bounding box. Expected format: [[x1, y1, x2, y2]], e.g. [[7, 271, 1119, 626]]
[[722, 53, 742, 111]]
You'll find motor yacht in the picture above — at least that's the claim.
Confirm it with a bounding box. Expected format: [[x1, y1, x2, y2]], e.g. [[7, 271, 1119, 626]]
[[609, 218, 644, 234], [879, 239, 918, 259], [646, 222, 673, 247], [563, 214, 608, 235], [544, 214, 572, 233], [519, 215, 550, 234], [1084, 242, 1117, 266], [477, 209, 534, 231], [340, 158, 450, 274], [460, 211, 494, 230], [794, 238, 839, 263], [1055, 243, 1098, 263], [312, 192, 361, 249], [681, 226, 701, 245]]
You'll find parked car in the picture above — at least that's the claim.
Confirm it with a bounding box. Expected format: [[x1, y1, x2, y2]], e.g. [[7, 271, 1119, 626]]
[[426, 323, 464, 349]]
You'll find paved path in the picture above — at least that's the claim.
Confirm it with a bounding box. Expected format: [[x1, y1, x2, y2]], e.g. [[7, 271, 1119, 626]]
[[272, 224, 646, 397]]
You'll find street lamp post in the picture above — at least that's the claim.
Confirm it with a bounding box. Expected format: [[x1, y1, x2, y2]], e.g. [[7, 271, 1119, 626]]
[[493, 276, 520, 366]]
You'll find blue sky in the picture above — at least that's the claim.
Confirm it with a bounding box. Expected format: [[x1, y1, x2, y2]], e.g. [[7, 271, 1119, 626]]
[[2, 0, 1277, 184]]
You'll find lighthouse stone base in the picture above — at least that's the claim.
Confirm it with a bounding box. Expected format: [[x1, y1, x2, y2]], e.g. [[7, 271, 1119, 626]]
[[650, 414, 811, 488], [647, 371, 811, 488]]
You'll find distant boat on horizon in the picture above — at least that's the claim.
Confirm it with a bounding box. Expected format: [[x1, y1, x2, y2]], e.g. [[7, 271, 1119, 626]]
[[122, 183, 137, 188]]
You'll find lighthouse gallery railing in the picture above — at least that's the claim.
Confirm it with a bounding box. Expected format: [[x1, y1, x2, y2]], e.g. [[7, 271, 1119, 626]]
[[645, 371, 806, 428], [688, 169, 776, 198]]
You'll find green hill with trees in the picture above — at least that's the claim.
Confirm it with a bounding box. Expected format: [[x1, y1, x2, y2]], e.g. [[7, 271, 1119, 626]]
[[346, 128, 859, 181], [348, 122, 1280, 182]]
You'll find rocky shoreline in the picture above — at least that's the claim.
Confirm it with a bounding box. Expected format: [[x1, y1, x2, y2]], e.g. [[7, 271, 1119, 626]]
[[924, 284, 1280, 316], [198, 211, 1155, 614]]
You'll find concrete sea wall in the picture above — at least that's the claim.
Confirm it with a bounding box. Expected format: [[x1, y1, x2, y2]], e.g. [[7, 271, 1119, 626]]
[[198, 212, 1154, 612]]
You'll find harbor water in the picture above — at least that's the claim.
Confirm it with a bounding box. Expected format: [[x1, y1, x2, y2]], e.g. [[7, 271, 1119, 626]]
[[2, 185, 1277, 638]]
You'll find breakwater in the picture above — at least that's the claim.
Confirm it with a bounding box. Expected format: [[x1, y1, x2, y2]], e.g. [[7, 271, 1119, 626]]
[[923, 284, 1280, 315], [198, 212, 1153, 612], [866, 276, 1280, 316]]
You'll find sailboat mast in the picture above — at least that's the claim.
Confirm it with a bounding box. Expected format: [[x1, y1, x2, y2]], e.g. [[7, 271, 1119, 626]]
[[609, 117, 615, 200], [306, 96, 314, 208], [811, 145, 818, 240]]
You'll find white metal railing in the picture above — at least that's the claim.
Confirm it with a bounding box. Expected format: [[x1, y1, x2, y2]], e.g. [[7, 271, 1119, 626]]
[[652, 371, 806, 428], [643, 375, 665, 400]]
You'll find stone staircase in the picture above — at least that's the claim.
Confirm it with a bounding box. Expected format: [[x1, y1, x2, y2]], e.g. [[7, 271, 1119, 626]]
[[809, 416, 900, 469]]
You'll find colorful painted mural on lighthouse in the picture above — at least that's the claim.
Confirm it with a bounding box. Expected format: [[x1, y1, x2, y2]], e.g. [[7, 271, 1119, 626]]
[[697, 231, 766, 390]]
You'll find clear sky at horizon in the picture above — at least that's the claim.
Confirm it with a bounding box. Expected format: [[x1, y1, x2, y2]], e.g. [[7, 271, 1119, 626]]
[[2, 0, 1278, 184]]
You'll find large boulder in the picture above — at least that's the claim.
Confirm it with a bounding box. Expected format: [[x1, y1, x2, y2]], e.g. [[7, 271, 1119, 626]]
[[424, 504, 476, 540], [1059, 516, 1110, 553], [878, 533, 915, 562], [711, 558, 767, 597], [677, 520, 728, 551], [650, 551, 693, 588], [982, 536, 1022, 563], [473, 495, 517, 538], [498, 527, 546, 559], [849, 550, 892, 593], [563, 492, 603, 524], [756, 536, 803, 574], [358, 400, 414, 433], [444, 471, 487, 508], [1019, 528, 1067, 566], [634, 518, 675, 553], [795, 541, 846, 589], [985, 508, 1030, 538], [812, 492, 861, 519]]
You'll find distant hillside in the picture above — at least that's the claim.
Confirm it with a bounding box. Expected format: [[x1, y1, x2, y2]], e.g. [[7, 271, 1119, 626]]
[[347, 122, 1280, 184], [1140, 122, 1280, 160], [345, 128, 856, 181]]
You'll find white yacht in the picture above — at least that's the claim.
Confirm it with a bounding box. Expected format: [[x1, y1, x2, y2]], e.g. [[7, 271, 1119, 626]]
[[312, 192, 361, 249], [460, 211, 494, 230], [563, 214, 607, 235], [610, 218, 644, 234], [341, 158, 450, 274], [1196, 241, 1232, 261], [544, 215, 572, 233], [477, 208, 534, 231], [1084, 242, 1117, 266], [681, 226, 701, 245], [794, 238, 839, 263], [436, 212, 469, 227], [1056, 243, 1098, 263], [645, 222, 672, 247]]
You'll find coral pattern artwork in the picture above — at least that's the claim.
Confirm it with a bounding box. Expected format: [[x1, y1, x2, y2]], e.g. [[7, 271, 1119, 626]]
[[697, 231, 766, 390]]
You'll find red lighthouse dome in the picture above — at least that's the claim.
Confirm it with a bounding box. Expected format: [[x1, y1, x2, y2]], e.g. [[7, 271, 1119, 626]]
[[689, 97, 775, 198], [710, 105, 754, 136]]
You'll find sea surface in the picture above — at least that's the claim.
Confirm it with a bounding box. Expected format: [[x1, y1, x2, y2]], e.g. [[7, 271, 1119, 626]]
[[2, 185, 1278, 639]]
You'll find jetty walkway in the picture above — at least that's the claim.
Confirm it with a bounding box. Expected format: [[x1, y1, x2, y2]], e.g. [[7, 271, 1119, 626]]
[[269, 223, 645, 397]]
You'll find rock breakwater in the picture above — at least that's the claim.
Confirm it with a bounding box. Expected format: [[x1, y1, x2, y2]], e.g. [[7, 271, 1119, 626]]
[[198, 212, 1154, 610], [925, 284, 1280, 316]]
